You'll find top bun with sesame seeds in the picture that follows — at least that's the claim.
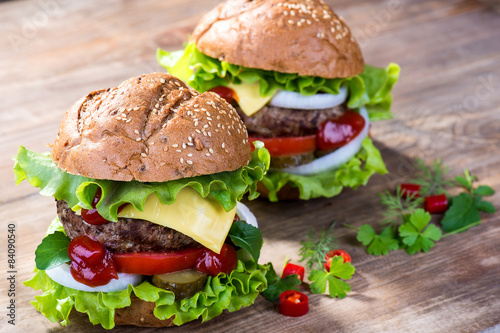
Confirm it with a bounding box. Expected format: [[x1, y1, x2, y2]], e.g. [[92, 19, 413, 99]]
[[51, 72, 251, 182], [190, 0, 364, 78]]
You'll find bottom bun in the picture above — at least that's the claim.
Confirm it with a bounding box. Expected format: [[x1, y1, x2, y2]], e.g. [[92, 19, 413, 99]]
[[257, 182, 300, 201], [115, 296, 175, 327]]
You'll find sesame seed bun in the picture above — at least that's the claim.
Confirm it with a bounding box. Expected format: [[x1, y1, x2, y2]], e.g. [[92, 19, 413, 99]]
[[191, 0, 364, 78], [51, 73, 251, 182]]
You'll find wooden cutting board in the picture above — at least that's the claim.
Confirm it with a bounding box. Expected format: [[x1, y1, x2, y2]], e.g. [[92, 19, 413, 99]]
[[1, 0, 499, 332]]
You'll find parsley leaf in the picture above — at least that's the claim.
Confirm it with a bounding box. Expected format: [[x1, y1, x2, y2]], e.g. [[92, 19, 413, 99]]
[[35, 231, 71, 270], [309, 257, 355, 299], [399, 209, 442, 254], [441, 170, 496, 233], [261, 264, 301, 302], [299, 223, 337, 270], [228, 220, 263, 262], [357, 225, 399, 256]]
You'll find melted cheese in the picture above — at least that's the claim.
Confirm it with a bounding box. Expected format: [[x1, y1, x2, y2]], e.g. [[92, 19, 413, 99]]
[[228, 82, 273, 116], [117, 188, 236, 254]]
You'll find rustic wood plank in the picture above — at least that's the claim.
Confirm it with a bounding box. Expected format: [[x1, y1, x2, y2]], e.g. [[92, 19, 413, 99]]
[[1, 0, 499, 332]]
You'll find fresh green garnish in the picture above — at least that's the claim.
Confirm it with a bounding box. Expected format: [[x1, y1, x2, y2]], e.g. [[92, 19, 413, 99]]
[[355, 225, 399, 256], [379, 186, 421, 228], [410, 158, 454, 197], [35, 231, 71, 270], [299, 223, 337, 271], [228, 220, 263, 262], [308, 257, 355, 299], [441, 170, 495, 233], [261, 265, 301, 303], [399, 209, 442, 254]]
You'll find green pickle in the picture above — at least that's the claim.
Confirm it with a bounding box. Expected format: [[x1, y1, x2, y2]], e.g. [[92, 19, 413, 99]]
[[151, 269, 208, 299]]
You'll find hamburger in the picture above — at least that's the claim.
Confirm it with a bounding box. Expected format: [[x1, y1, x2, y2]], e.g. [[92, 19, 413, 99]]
[[157, 0, 400, 201], [15, 73, 270, 328]]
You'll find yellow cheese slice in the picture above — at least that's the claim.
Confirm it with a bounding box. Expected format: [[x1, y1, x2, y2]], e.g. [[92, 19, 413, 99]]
[[228, 82, 273, 116], [117, 188, 236, 254]]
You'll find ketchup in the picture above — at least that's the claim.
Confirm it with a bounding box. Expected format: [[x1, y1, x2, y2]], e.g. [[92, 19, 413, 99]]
[[208, 86, 236, 104], [81, 188, 125, 225], [68, 235, 118, 287], [316, 110, 366, 151], [195, 243, 238, 276]]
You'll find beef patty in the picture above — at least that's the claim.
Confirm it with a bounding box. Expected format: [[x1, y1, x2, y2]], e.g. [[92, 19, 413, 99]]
[[236, 104, 345, 138], [57, 200, 200, 253]]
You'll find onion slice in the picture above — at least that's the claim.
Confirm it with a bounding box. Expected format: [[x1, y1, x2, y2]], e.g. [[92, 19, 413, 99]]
[[269, 87, 347, 110], [236, 202, 258, 228], [45, 263, 144, 292], [282, 107, 370, 175]]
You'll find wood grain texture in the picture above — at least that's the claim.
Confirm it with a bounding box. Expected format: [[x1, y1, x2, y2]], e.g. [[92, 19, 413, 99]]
[[1, 0, 499, 332]]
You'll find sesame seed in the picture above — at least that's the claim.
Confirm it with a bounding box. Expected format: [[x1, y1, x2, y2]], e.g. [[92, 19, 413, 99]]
[[180, 158, 184, 163], [172, 144, 179, 148], [133, 107, 139, 111], [122, 113, 127, 117], [284, 10, 288, 15], [206, 153, 211, 156], [209, 148, 214, 154], [116, 117, 122, 120], [186, 160, 193, 165], [188, 136, 193, 142], [134, 130, 139, 134], [222, 143, 225, 148], [136, 137, 141, 141], [297, 21, 302, 26], [187, 153, 193, 157], [288, 19, 294, 24], [160, 162, 166, 166], [176, 149, 182, 153], [126, 119, 131, 123], [182, 143, 186, 149], [196, 129, 201, 134], [208, 132, 212, 137], [141, 153, 147, 157], [174, 81, 181, 86], [187, 142, 194, 146], [164, 146, 169, 152], [290, 10, 295, 16], [160, 78, 166, 83]]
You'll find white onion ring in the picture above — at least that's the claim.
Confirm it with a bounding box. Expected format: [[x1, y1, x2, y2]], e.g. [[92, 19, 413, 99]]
[[236, 202, 258, 228], [269, 86, 347, 110], [45, 263, 144, 292], [282, 107, 370, 175]]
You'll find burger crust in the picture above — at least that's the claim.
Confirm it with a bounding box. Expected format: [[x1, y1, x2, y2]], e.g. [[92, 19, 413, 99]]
[[51, 73, 251, 182], [191, 0, 364, 78], [114, 296, 175, 327]]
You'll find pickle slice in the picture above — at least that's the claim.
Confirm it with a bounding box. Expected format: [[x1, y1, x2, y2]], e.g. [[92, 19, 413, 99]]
[[151, 269, 207, 300]]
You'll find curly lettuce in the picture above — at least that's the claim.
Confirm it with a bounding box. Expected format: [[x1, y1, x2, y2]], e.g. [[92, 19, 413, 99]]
[[25, 259, 268, 329], [13, 142, 270, 221], [157, 43, 400, 121], [261, 137, 387, 201]]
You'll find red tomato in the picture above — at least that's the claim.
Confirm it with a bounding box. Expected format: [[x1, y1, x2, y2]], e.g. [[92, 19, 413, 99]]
[[424, 194, 448, 213], [278, 290, 309, 317], [324, 249, 351, 272], [208, 86, 236, 104], [282, 263, 305, 282], [400, 183, 421, 198], [248, 135, 316, 156], [68, 236, 118, 287], [316, 110, 365, 151], [195, 243, 238, 276], [113, 248, 204, 275]]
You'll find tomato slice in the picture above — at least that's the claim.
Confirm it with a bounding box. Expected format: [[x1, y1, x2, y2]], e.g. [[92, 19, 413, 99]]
[[248, 135, 316, 156], [282, 263, 305, 282], [113, 248, 205, 275]]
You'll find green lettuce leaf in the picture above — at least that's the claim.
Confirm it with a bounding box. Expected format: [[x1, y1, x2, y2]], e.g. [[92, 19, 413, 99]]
[[260, 137, 387, 201], [13, 142, 270, 221], [24, 257, 269, 329], [157, 43, 400, 121]]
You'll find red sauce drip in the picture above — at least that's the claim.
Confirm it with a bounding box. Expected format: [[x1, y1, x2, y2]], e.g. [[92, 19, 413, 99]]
[[68, 235, 118, 287], [195, 243, 238, 276], [81, 188, 125, 225], [316, 110, 366, 151]]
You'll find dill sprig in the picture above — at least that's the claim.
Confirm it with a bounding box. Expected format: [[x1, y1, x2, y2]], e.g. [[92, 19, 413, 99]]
[[299, 222, 337, 270], [379, 187, 421, 228], [410, 158, 454, 197]]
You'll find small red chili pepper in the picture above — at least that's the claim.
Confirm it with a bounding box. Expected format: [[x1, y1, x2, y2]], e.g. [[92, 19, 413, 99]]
[[282, 263, 305, 282], [400, 183, 421, 198], [278, 290, 309, 317], [324, 249, 351, 272], [424, 194, 448, 213]]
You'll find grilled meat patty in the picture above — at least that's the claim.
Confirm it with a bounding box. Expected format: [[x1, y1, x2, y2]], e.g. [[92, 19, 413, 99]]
[[57, 200, 200, 253], [236, 104, 345, 138]]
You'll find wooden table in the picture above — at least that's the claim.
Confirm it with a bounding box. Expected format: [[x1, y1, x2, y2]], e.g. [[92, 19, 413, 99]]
[[1, 0, 499, 332]]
